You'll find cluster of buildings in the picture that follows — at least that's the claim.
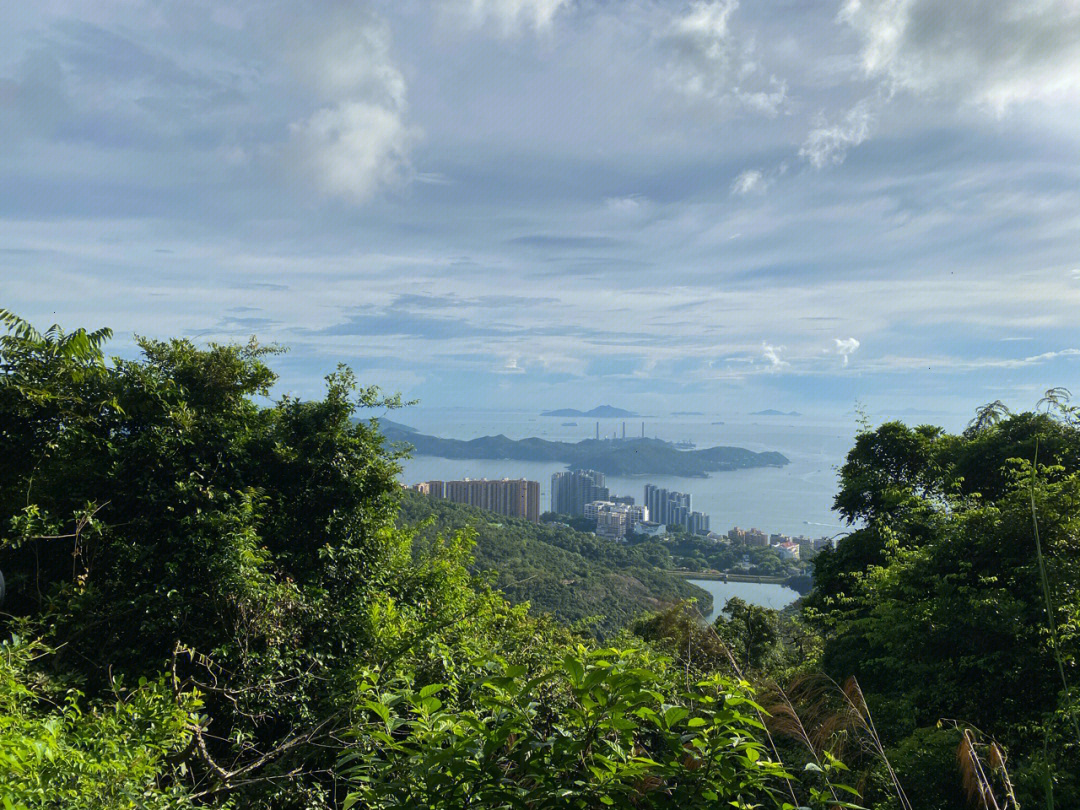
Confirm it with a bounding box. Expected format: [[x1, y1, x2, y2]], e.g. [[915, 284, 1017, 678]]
[[723, 527, 833, 559], [411, 478, 541, 522], [550, 470, 649, 540], [409, 470, 832, 558], [548, 471, 714, 541], [550, 469, 628, 516], [583, 500, 649, 541], [643, 485, 710, 535]]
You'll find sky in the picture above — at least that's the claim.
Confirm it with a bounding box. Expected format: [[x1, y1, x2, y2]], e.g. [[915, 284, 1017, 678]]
[[3, 0, 1080, 425]]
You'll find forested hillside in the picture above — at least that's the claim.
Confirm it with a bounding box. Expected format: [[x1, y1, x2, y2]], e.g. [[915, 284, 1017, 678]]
[[803, 404, 1080, 807], [1, 311, 1078, 809], [0, 312, 848, 809], [398, 491, 709, 635]]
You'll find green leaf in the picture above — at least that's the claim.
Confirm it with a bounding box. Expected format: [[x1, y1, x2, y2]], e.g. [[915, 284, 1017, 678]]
[[564, 655, 584, 685], [663, 706, 689, 727]]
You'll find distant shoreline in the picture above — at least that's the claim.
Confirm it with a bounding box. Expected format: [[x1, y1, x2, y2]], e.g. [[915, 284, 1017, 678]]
[[378, 422, 789, 478], [677, 569, 787, 584]]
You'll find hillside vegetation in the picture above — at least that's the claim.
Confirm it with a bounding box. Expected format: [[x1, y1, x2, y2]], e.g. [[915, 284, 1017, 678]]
[[0, 311, 847, 810], [2, 310, 1078, 809], [802, 403, 1080, 807], [399, 492, 708, 635]]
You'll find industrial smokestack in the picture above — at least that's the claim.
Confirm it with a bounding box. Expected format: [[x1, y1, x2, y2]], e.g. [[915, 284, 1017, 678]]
[[595, 421, 599, 440], [641, 422, 644, 438], [622, 421, 625, 439]]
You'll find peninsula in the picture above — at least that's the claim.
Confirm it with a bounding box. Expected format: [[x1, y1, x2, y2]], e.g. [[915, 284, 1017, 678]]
[[378, 422, 787, 477]]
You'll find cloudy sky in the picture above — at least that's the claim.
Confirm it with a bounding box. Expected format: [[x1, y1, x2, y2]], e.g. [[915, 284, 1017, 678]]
[[4, 0, 1080, 422]]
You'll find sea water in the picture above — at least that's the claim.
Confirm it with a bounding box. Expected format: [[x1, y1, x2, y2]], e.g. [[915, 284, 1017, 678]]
[[392, 408, 858, 539], [685, 579, 801, 620]]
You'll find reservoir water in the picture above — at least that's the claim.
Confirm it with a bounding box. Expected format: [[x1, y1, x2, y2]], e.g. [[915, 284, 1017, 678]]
[[686, 579, 801, 620]]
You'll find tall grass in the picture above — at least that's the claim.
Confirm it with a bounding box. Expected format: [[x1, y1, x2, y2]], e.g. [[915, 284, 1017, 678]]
[[761, 674, 911, 810]]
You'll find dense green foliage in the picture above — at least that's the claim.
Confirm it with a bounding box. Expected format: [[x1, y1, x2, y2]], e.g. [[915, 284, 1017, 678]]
[[6, 309, 1079, 808], [0, 636, 197, 810], [344, 648, 791, 809], [400, 493, 709, 635], [0, 312, 839, 809], [380, 422, 788, 477], [808, 409, 1080, 808], [638, 532, 807, 580]]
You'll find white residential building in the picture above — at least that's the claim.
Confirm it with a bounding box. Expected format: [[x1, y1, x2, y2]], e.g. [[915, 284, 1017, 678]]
[[584, 501, 649, 540]]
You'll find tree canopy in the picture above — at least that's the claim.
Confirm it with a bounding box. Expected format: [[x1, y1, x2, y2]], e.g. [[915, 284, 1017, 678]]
[[0, 312, 850, 808], [5, 310, 1078, 809], [807, 409, 1080, 807]]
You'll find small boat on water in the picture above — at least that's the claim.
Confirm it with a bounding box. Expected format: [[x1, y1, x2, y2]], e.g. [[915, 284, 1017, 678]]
[[561, 421, 578, 426]]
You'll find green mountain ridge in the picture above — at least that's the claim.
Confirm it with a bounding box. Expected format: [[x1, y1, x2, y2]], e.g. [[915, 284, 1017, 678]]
[[380, 423, 788, 477]]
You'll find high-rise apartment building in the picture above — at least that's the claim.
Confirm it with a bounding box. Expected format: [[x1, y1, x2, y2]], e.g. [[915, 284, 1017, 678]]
[[413, 480, 444, 498], [419, 478, 540, 522], [550, 469, 609, 515], [687, 511, 710, 535], [644, 484, 693, 527]]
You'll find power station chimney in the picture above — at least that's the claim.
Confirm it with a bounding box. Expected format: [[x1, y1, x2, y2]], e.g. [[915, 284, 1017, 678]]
[[641, 422, 644, 438], [622, 421, 626, 439], [595, 421, 599, 440]]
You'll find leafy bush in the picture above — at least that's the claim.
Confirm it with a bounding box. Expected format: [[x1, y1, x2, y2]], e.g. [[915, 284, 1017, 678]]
[[343, 646, 854, 809], [0, 636, 197, 810]]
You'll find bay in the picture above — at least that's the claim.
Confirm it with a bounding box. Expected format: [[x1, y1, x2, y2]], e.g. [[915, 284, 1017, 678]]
[[686, 578, 801, 620], [391, 408, 856, 539]]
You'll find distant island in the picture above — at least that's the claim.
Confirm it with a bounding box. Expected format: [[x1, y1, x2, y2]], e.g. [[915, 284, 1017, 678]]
[[751, 409, 802, 417], [365, 417, 418, 433], [378, 423, 788, 477], [541, 405, 640, 418]]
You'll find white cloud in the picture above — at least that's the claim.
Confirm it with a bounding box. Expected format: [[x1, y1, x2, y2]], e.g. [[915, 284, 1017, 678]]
[[289, 12, 417, 202], [798, 0, 1080, 171], [604, 195, 654, 224], [799, 96, 876, 167], [735, 79, 789, 115], [1020, 347, 1080, 365], [292, 101, 417, 202], [301, 16, 407, 107], [762, 341, 788, 368], [833, 337, 860, 365], [502, 355, 526, 372], [461, 0, 573, 34], [731, 162, 788, 195], [856, 347, 1080, 373], [605, 195, 650, 213], [839, 0, 1080, 113], [659, 0, 787, 114], [730, 169, 766, 194]]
